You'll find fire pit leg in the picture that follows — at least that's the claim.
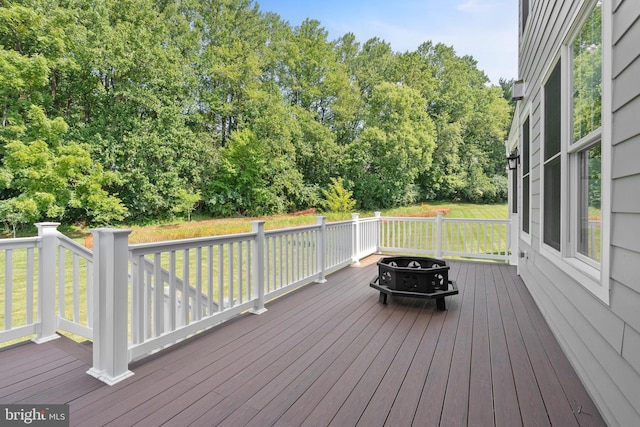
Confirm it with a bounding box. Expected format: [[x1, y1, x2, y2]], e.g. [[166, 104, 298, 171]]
[[436, 297, 446, 311], [379, 292, 388, 304]]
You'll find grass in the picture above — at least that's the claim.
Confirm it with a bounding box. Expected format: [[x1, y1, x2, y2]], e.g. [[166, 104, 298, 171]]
[[386, 201, 508, 220], [2, 201, 507, 348], [2, 202, 507, 244], [123, 202, 507, 244]]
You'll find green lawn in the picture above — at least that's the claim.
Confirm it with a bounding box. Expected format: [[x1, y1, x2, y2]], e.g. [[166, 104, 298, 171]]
[[125, 201, 507, 243], [2, 201, 508, 347], [384, 201, 508, 219]]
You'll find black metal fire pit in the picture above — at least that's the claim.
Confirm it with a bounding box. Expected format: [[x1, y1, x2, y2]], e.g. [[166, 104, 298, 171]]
[[370, 256, 458, 310]]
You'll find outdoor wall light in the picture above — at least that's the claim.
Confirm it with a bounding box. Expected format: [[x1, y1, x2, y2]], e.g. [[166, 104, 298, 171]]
[[507, 151, 520, 170]]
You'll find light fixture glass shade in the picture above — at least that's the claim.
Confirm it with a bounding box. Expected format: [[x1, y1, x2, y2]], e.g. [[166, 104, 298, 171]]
[[507, 152, 520, 170]]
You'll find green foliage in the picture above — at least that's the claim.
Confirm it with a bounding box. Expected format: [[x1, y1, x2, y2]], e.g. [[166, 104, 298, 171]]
[[171, 189, 202, 221], [459, 168, 508, 204], [343, 82, 436, 209], [205, 128, 303, 216], [572, 4, 601, 142], [412, 42, 511, 202], [1, 106, 127, 225], [0, 0, 513, 226], [321, 177, 356, 213]]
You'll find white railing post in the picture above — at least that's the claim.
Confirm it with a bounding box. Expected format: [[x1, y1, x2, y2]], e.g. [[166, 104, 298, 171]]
[[316, 216, 327, 283], [33, 222, 61, 343], [374, 212, 382, 254], [87, 228, 134, 386], [435, 211, 443, 259], [351, 213, 360, 265], [250, 221, 267, 314]]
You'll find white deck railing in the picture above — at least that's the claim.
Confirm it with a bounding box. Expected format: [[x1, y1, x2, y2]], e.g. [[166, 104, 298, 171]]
[[379, 214, 511, 261], [0, 223, 93, 345], [1, 213, 512, 385], [1, 236, 39, 343]]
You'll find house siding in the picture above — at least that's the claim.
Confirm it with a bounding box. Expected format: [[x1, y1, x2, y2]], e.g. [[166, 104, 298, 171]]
[[514, 1, 640, 426]]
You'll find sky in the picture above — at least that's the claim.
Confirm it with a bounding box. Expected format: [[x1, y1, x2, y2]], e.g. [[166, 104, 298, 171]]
[[255, 0, 518, 84]]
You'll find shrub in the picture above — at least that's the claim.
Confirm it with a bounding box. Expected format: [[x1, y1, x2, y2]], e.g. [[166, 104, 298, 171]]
[[321, 177, 357, 213]]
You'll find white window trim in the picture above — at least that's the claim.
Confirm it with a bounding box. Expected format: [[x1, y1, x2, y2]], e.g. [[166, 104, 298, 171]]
[[567, 130, 601, 271], [599, 0, 612, 305], [538, 0, 610, 305], [520, 104, 532, 245]]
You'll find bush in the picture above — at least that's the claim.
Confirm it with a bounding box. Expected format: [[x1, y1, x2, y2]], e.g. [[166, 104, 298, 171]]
[[321, 177, 357, 213], [458, 168, 508, 203]]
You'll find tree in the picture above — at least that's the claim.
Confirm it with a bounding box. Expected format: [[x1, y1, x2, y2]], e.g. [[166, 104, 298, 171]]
[[414, 42, 511, 202], [50, 0, 215, 220], [354, 38, 396, 99], [343, 82, 436, 208], [1, 106, 127, 227], [498, 77, 516, 107], [205, 128, 303, 216], [171, 189, 202, 221], [1, 0, 517, 225], [192, 0, 267, 145], [0, 2, 127, 228]]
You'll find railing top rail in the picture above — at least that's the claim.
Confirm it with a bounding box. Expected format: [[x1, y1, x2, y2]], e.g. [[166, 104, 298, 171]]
[[358, 217, 379, 223], [129, 231, 256, 255], [379, 216, 509, 224], [0, 237, 39, 249], [57, 234, 93, 260], [264, 223, 320, 237], [378, 216, 435, 222], [326, 219, 353, 227], [441, 218, 510, 224]]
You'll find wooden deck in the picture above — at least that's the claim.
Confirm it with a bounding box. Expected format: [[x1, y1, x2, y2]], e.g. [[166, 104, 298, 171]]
[[0, 256, 605, 426]]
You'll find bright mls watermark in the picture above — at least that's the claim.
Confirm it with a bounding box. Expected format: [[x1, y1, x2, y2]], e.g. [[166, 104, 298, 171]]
[[1, 405, 69, 426]]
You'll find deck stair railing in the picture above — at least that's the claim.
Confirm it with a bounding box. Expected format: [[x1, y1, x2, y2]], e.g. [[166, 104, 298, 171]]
[[0, 223, 93, 345], [1, 212, 512, 385]]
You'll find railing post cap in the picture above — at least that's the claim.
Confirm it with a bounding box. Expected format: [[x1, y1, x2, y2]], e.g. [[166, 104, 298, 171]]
[[90, 228, 132, 236], [374, 212, 381, 217], [316, 216, 326, 224], [251, 220, 266, 232], [36, 222, 61, 227], [351, 213, 360, 220], [36, 222, 61, 234]]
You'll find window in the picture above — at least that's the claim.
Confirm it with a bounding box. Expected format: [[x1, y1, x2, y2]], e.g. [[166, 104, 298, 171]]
[[572, 3, 601, 144], [543, 62, 562, 251], [577, 145, 601, 262], [522, 117, 530, 232], [571, 2, 602, 265], [537, 0, 608, 302]]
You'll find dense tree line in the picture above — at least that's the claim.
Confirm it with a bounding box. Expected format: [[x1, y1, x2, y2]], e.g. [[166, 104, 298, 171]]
[[0, 0, 512, 230]]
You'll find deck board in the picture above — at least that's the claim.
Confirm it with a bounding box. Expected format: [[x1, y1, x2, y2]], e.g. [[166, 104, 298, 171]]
[[412, 261, 467, 426], [0, 257, 606, 426], [493, 263, 550, 427], [468, 261, 494, 426], [440, 261, 475, 427], [501, 265, 579, 427], [487, 264, 522, 427]]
